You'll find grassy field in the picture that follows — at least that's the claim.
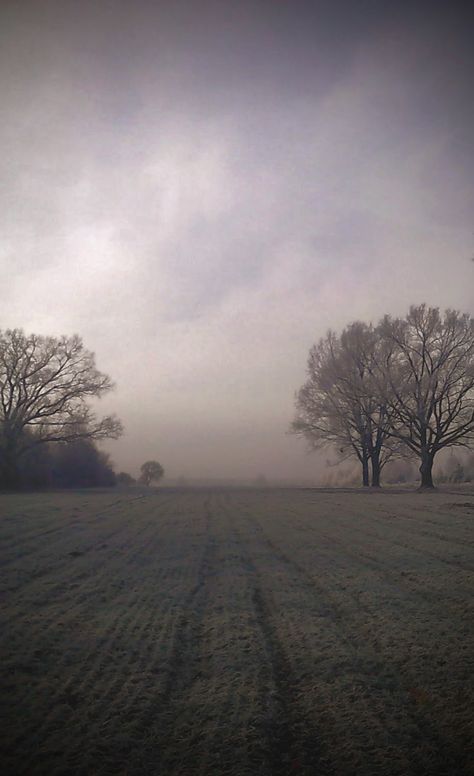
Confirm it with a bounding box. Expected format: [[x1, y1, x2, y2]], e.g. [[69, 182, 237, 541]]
[[0, 486, 473, 776]]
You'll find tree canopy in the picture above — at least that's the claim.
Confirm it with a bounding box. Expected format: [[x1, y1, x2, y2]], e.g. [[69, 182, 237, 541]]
[[373, 306, 474, 487], [292, 322, 397, 487], [292, 305, 474, 488], [139, 460, 164, 486], [0, 329, 123, 488]]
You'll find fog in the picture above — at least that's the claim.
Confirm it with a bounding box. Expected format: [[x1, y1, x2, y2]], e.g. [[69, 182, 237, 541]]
[[1, 0, 473, 481]]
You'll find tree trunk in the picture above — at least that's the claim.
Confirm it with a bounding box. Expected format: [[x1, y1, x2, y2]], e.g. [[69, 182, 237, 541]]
[[362, 457, 369, 487], [371, 455, 381, 487], [0, 444, 21, 490], [0, 424, 25, 490], [419, 450, 435, 488]]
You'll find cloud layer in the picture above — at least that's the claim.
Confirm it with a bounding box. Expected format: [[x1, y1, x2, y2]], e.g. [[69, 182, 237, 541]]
[[1, 0, 473, 479]]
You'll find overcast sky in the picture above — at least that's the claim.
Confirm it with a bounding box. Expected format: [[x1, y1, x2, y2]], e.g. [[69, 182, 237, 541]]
[[1, 0, 473, 481]]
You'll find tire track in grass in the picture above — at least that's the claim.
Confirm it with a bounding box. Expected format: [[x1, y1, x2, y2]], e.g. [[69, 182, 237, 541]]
[[262, 491, 473, 762], [129, 493, 275, 776], [226, 513, 324, 776], [229, 500, 421, 773], [251, 584, 323, 776], [3, 489, 472, 775], [238, 499, 471, 776]]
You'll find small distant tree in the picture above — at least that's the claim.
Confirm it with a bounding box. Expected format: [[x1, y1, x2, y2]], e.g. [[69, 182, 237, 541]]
[[0, 329, 123, 488], [139, 460, 164, 486]]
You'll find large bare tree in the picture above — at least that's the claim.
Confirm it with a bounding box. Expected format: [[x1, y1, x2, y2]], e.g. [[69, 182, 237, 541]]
[[0, 329, 123, 487], [338, 322, 399, 486], [292, 323, 396, 487], [373, 305, 474, 488]]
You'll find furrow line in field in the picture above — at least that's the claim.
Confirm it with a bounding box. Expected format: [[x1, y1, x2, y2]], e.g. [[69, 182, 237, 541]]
[[0, 494, 132, 550], [3, 503, 178, 764], [314, 528, 474, 612], [135, 492, 277, 776], [277, 493, 472, 546], [240, 506, 470, 776], [0, 496, 172, 620], [260, 504, 474, 610], [61, 603, 173, 774], [324, 503, 474, 555], [3, 489, 472, 776], [229, 502, 439, 772], [225, 510, 324, 776], [68, 509, 212, 752], [135, 509, 214, 728], [43, 497, 212, 773], [271, 499, 474, 579], [0, 492, 177, 576], [299, 491, 474, 539], [15, 586, 151, 774], [324, 517, 474, 573]]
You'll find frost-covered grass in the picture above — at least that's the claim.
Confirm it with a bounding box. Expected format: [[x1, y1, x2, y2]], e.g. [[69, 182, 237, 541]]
[[0, 486, 473, 775]]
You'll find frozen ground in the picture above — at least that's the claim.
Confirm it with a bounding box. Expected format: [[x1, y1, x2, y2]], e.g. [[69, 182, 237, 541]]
[[0, 486, 473, 775]]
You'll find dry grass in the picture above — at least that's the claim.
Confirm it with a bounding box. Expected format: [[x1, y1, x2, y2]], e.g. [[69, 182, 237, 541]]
[[0, 486, 473, 775]]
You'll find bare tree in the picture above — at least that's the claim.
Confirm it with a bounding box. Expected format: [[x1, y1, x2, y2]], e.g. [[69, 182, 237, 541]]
[[139, 460, 164, 486], [0, 329, 123, 488], [373, 305, 474, 488], [292, 324, 396, 487], [338, 323, 400, 486], [292, 330, 370, 486]]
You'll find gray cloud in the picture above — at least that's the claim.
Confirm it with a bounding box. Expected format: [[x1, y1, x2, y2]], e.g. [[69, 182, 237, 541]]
[[1, 0, 473, 480]]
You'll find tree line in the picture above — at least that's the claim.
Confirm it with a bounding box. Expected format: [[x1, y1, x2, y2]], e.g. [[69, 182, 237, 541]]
[[292, 304, 474, 488], [0, 329, 163, 490], [2, 304, 473, 492]]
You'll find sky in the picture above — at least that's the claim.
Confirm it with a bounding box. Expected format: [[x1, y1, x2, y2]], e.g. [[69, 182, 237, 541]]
[[1, 0, 473, 482]]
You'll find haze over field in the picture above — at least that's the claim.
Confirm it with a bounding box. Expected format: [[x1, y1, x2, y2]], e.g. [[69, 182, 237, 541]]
[[1, 0, 473, 480]]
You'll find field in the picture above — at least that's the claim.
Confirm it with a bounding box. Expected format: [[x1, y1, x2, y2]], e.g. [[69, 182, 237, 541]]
[[0, 487, 473, 776]]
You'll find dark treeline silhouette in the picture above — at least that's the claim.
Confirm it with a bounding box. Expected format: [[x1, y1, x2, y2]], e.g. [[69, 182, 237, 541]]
[[2, 436, 117, 490], [116, 471, 137, 487], [292, 305, 474, 489], [0, 328, 122, 490]]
